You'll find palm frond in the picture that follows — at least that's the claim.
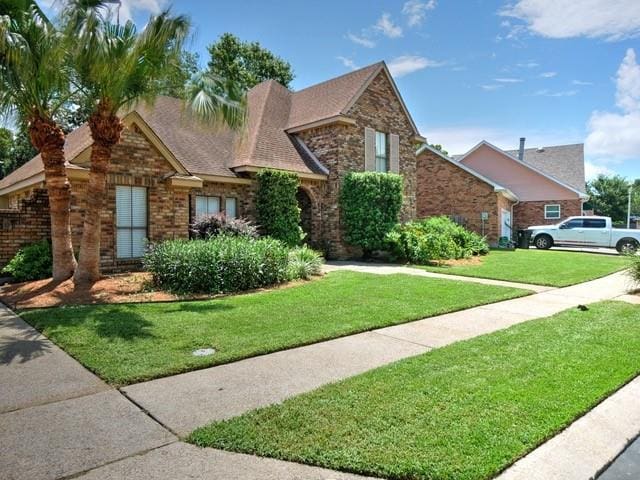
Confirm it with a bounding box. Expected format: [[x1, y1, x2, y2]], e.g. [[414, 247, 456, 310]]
[[184, 71, 246, 130]]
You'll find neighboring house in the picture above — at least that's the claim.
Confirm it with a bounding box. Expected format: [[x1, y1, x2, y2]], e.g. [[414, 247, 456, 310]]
[[0, 62, 423, 269], [416, 139, 588, 244]]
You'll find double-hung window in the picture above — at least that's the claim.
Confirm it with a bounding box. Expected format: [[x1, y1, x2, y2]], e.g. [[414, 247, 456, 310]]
[[195, 195, 220, 218], [116, 186, 147, 259], [544, 204, 561, 220], [375, 131, 388, 172], [225, 197, 237, 218]]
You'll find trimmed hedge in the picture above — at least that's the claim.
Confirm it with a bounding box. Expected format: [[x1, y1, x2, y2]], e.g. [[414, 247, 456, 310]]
[[2, 240, 52, 281], [386, 216, 489, 264], [144, 236, 291, 294], [340, 172, 403, 256], [255, 169, 302, 246]]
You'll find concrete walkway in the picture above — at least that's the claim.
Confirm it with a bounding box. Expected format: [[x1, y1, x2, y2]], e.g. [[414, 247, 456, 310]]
[[123, 270, 630, 437], [0, 305, 369, 480], [324, 261, 554, 292], [1, 269, 634, 480]]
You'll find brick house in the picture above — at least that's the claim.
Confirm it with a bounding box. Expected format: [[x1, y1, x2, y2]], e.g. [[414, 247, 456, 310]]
[[417, 140, 588, 245], [0, 62, 424, 269]]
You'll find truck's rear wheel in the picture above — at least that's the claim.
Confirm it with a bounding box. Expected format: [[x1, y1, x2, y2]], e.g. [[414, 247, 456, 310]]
[[616, 238, 638, 254], [534, 234, 553, 250]]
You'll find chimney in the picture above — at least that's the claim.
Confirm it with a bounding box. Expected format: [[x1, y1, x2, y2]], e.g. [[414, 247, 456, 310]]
[[518, 137, 526, 161]]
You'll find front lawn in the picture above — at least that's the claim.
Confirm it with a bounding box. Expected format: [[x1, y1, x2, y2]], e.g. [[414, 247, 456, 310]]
[[418, 249, 628, 286], [21, 271, 527, 385], [190, 301, 640, 480]]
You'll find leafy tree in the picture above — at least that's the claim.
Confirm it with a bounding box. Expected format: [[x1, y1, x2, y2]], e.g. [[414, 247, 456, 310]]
[[157, 50, 199, 99], [207, 33, 294, 91], [0, 127, 13, 176], [64, 1, 245, 284], [632, 179, 640, 216], [429, 143, 449, 156], [586, 174, 630, 223], [0, 5, 77, 280]]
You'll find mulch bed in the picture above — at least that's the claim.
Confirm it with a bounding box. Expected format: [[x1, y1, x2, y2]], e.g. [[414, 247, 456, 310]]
[[0, 273, 191, 310], [0, 273, 316, 310]]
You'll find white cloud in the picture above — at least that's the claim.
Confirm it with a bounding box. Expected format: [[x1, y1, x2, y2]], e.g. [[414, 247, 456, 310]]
[[533, 89, 577, 97], [375, 13, 403, 38], [499, 0, 640, 41], [494, 77, 523, 83], [586, 49, 640, 160], [337, 56, 358, 71], [585, 161, 614, 180], [346, 32, 376, 48], [387, 55, 443, 77], [402, 0, 437, 27], [481, 84, 504, 91], [516, 61, 540, 68], [539, 71, 557, 78], [572, 79, 593, 86]]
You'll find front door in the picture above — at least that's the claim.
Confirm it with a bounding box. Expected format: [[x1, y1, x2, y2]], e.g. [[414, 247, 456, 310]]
[[501, 208, 512, 240]]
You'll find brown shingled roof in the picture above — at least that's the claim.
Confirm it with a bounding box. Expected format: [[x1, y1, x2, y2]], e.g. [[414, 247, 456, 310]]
[[1, 61, 418, 191]]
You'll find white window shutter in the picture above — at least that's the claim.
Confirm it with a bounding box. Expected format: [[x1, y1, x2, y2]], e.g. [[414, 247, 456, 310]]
[[364, 127, 375, 171], [390, 134, 400, 173]]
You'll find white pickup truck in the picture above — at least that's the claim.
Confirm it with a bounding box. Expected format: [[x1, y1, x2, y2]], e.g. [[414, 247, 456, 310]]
[[528, 216, 640, 253]]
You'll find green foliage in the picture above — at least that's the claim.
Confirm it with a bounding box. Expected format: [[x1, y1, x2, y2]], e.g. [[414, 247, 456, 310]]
[[207, 33, 294, 92], [190, 213, 258, 239], [629, 255, 640, 287], [2, 240, 52, 281], [144, 236, 290, 294], [340, 172, 403, 255], [428, 143, 449, 155], [287, 245, 323, 280], [157, 50, 200, 99], [586, 174, 631, 223], [632, 178, 640, 216], [255, 169, 302, 246], [386, 216, 489, 264]]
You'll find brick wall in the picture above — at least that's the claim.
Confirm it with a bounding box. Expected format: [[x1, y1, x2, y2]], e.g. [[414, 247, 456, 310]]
[[513, 199, 583, 230], [298, 71, 418, 258], [416, 149, 508, 243], [0, 189, 51, 268]]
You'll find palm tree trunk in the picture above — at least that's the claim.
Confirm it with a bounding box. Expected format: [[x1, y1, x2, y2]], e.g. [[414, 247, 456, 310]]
[[28, 117, 77, 281], [73, 105, 123, 286]]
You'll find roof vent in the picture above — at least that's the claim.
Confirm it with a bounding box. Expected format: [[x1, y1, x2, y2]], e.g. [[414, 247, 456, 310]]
[[536, 147, 545, 153]]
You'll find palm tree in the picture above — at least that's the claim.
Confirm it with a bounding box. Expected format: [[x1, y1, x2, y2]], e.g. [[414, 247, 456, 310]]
[[65, 1, 245, 285], [0, 6, 77, 281]]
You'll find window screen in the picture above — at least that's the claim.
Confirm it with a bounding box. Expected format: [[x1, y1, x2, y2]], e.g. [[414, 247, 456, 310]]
[[225, 197, 237, 218], [195, 195, 221, 218]]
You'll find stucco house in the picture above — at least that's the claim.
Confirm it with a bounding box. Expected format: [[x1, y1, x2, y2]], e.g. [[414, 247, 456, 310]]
[[0, 62, 424, 270], [416, 139, 588, 244]]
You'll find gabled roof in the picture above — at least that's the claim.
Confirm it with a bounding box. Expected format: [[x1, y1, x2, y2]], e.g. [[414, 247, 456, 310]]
[[0, 61, 421, 194], [417, 144, 518, 201], [504, 143, 585, 193], [456, 140, 588, 199]]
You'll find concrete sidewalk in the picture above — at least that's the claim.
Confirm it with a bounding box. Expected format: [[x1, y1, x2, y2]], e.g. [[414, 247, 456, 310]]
[[123, 270, 631, 438], [1, 305, 366, 480], [324, 261, 553, 292]]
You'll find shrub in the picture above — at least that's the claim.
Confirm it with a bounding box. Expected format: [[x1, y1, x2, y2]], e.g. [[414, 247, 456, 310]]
[[255, 169, 302, 246], [386, 216, 489, 264], [2, 240, 52, 282], [340, 172, 403, 256], [190, 213, 258, 239], [144, 236, 290, 294], [287, 245, 324, 280], [629, 255, 640, 287]]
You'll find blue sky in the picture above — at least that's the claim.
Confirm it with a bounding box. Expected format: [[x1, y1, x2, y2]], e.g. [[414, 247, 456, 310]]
[[42, 0, 640, 180]]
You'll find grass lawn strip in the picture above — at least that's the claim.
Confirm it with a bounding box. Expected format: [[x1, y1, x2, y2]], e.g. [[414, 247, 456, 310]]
[[20, 271, 527, 385], [418, 249, 628, 287], [189, 301, 640, 480]]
